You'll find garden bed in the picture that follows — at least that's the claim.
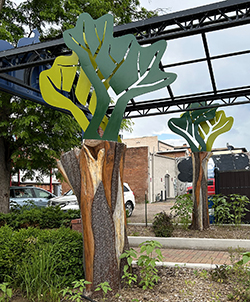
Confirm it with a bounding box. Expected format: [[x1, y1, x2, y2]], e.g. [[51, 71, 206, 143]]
[[127, 224, 250, 239]]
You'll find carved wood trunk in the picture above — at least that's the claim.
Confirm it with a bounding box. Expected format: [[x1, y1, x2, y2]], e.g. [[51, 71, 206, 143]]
[[190, 151, 211, 231], [58, 140, 129, 294]]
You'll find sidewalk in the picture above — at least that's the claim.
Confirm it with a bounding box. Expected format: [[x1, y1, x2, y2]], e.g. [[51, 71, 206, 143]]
[[133, 247, 232, 266]]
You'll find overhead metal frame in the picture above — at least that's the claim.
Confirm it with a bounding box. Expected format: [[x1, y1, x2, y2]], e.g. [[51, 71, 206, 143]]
[[0, 0, 250, 118]]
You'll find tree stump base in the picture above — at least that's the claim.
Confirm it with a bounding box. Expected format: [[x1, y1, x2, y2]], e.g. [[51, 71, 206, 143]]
[[58, 140, 129, 294]]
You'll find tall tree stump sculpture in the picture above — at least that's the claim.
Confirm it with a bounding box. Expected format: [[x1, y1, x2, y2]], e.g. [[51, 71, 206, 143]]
[[169, 106, 234, 230], [40, 13, 177, 294], [191, 151, 211, 230], [58, 140, 128, 292]]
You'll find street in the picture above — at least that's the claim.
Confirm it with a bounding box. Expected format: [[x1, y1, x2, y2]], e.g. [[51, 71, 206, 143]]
[[128, 200, 175, 224]]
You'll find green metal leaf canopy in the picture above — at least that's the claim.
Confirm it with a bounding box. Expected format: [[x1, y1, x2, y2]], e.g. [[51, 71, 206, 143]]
[[40, 13, 177, 141]]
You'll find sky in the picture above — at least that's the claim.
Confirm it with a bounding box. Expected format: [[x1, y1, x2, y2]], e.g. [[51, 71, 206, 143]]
[[120, 0, 250, 151]]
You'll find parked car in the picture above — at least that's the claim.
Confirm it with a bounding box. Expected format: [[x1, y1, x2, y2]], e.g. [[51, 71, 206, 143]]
[[48, 183, 136, 216], [187, 178, 215, 195], [10, 186, 56, 208]]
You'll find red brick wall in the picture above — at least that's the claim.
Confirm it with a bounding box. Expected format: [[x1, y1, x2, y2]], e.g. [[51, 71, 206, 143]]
[[62, 182, 71, 194], [71, 219, 83, 233], [123, 146, 148, 204]]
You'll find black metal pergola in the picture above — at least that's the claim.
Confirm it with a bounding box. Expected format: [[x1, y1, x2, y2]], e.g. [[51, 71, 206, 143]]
[[0, 0, 250, 119]]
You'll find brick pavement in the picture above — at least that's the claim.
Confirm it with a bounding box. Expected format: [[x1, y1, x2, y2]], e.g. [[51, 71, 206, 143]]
[[134, 247, 232, 265]]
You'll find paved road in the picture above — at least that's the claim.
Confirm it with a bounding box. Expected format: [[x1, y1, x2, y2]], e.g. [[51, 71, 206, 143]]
[[128, 201, 175, 224]]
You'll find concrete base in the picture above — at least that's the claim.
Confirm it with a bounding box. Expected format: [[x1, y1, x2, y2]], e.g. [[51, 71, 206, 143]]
[[72, 219, 250, 251], [131, 260, 218, 270], [128, 236, 250, 251]]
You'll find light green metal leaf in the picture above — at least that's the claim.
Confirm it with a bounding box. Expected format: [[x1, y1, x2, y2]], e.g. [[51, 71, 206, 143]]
[[168, 106, 217, 152], [199, 110, 234, 151], [169, 105, 234, 152]]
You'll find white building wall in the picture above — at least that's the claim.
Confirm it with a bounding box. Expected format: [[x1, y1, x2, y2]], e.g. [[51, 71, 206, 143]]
[[148, 153, 176, 202]]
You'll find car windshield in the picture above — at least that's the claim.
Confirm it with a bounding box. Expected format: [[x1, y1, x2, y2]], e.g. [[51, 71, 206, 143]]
[[64, 190, 73, 196]]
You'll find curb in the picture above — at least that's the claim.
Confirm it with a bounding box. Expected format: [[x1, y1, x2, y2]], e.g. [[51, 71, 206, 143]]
[[128, 236, 250, 251], [128, 223, 250, 227], [131, 260, 218, 270]]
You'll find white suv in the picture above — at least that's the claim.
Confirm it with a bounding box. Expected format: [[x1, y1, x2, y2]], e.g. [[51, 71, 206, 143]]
[[48, 183, 136, 216]]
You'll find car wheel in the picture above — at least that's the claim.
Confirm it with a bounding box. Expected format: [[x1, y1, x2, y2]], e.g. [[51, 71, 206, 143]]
[[125, 201, 133, 217]]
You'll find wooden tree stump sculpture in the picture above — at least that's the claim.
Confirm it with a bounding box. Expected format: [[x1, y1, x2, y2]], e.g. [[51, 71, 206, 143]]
[[190, 151, 211, 230], [58, 140, 128, 293], [169, 106, 234, 230]]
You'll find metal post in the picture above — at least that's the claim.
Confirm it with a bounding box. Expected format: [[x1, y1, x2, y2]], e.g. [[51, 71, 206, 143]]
[[145, 192, 147, 227]]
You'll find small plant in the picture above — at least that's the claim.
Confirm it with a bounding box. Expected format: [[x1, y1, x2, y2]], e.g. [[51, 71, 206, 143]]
[[61, 279, 92, 302], [0, 283, 12, 302], [210, 264, 231, 283], [229, 194, 250, 225], [193, 269, 209, 279], [170, 194, 193, 229], [122, 265, 138, 288], [212, 194, 250, 225], [137, 240, 163, 290], [120, 240, 163, 290], [120, 248, 138, 287], [228, 246, 246, 264], [95, 281, 112, 300], [237, 252, 250, 265], [211, 194, 232, 224], [152, 211, 174, 237], [227, 250, 250, 301]]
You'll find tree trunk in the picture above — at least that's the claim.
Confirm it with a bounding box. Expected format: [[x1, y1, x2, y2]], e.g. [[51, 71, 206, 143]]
[[190, 151, 211, 231], [58, 140, 129, 295], [0, 137, 11, 213], [0, 0, 5, 13]]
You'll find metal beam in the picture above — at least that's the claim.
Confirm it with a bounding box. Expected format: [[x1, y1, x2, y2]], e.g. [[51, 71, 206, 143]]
[[110, 87, 250, 118], [0, 0, 250, 119], [0, 0, 249, 72], [114, 0, 250, 43]]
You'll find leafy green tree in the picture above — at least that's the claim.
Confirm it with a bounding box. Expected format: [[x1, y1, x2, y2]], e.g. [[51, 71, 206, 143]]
[[17, 0, 157, 39], [0, 0, 155, 213], [0, 94, 82, 213]]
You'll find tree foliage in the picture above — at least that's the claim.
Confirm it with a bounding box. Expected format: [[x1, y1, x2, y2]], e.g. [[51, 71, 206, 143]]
[[0, 0, 155, 212], [16, 0, 157, 39], [7, 97, 82, 180]]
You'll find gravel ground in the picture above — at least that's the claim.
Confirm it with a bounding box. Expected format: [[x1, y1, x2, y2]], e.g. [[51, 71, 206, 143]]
[[127, 224, 250, 239], [93, 266, 234, 302]]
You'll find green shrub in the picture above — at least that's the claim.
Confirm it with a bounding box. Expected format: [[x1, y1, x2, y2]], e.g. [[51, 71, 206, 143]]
[[0, 225, 84, 285], [170, 194, 193, 229], [212, 194, 250, 225], [15, 244, 66, 302], [0, 206, 80, 230], [152, 211, 174, 237]]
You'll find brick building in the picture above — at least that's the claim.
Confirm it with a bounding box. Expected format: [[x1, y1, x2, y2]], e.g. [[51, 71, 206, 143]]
[[122, 136, 189, 203]]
